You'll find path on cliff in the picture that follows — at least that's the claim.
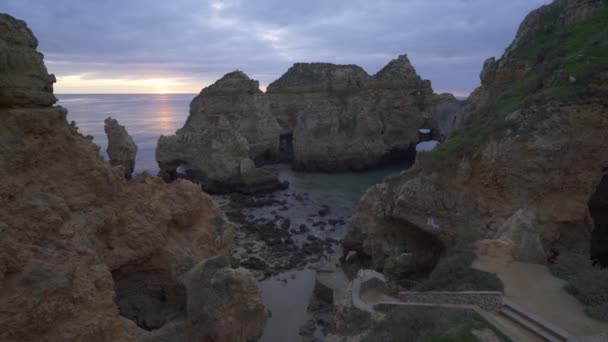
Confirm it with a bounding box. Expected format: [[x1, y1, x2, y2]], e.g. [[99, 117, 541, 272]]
[[473, 255, 608, 337]]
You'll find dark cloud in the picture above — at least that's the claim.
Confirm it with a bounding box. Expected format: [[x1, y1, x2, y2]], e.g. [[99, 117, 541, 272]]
[[0, 0, 551, 94]]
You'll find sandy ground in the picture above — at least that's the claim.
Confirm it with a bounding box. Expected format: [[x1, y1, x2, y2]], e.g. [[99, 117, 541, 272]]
[[473, 255, 608, 337]]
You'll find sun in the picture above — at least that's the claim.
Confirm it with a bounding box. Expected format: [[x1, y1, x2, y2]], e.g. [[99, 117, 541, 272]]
[[157, 88, 169, 94]]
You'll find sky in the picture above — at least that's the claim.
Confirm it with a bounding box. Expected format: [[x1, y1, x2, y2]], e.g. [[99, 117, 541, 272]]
[[1, 0, 551, 96]]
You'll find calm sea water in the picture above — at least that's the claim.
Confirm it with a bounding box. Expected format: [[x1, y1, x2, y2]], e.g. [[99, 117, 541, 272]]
[[59, 94, 194, 172]]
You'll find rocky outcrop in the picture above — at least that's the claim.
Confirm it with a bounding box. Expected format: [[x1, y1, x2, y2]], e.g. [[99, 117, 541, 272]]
[[104, 117, 138, 179], [0, 13, 266, 342], [0, 13, 56, 107], [160, 55, 449, 174], [156, 73, 287, 194], [268, 55, 440, 171], [344, 0, 608, 277], [430, 93, 471, 138], [185, 257, 267, 342], [187, 71, 282, 165]]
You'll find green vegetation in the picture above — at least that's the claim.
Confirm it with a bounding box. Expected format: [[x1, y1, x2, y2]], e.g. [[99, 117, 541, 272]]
[[429, 3, 608, 160], [362, 306, 510, 342], [550, 254, 608, 321], [415, 250, 504, 292]]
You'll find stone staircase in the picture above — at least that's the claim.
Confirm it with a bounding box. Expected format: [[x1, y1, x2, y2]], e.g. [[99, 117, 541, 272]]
[[351, 269, 576, 342], [500, 298, 570, 342]]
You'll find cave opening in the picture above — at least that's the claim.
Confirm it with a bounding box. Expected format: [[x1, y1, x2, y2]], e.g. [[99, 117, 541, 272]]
[[112, 266, 186, 331], [589, 174, 608, 267], [279, 132, 293, 162]]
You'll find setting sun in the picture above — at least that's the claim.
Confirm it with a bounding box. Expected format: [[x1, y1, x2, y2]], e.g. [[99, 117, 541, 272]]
[[54, 75, 199, 94]]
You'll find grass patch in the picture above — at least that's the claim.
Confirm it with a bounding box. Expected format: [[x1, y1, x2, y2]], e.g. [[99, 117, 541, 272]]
[[415, 250, 504, 292], [550, 254, 608, 321], [429, 3, 608, 160], [361, 306, 510, 342]]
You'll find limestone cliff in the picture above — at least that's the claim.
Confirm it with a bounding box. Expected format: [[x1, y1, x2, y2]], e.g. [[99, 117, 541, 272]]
[[156, 72, 287, 194], [268, 55, 440, 171], [344, 0, 608, 276], [0, 13, 267, 342]]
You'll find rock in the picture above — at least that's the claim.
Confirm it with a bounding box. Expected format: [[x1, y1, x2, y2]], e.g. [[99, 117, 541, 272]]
[[0, 14, 57, 107], [343, 0, 608, 277], [187, 71, 283, 165], [0, 14, 266, 342], [569, 75, 577, 84], [185, 257, 267, 342], [345, 251, 358, 263], [154, 72, 289, 194], [104, 117, 138, 179], [269, 55, 438, 171], [430, 93, 472, 137], [156, 115, 286, 194]]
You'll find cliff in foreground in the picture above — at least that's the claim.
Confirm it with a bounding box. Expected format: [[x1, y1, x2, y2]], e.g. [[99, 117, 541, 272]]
[[0, 13, 267, 342]]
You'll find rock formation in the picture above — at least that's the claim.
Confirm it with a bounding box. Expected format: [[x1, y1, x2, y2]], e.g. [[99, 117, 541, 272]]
[[429, 93, 471, 138], [156, 73, 287, 194], [267, 55, 440, 171], [187, 71, 282, 165], [104, 117, 138, 179], [0, 13, 56, 107], [344, 0, 608, 277], [160, 55, 447, 177], [0, 13, 266, 342]]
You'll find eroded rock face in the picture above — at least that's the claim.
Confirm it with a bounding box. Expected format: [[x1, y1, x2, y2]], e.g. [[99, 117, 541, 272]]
[[344, 0, 608, 276], [156, 73, 286, 194], [187, 71, 282, 165], [0, 13, 56, 107], [104, 117, 138, 179], [430, 93, 471, 138], [185, 257, 267, 342], [0, 13, 266, 342], [269, 55, 438, 171], [161, 56, 451, 174]]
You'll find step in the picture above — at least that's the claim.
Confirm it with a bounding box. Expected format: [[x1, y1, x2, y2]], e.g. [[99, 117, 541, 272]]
[[502, 299, 569, 340], [500, 306, 567, 342]]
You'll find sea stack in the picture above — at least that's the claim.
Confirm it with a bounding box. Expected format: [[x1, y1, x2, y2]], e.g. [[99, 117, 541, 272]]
[[104, 117, 138, 179], [155, 71, 287, 194]]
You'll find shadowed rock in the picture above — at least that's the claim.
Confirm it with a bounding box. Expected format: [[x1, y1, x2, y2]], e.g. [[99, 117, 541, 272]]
[[0, 13, 267, 342], [0, 13, 56, 107], [104, 117, 138, 179]]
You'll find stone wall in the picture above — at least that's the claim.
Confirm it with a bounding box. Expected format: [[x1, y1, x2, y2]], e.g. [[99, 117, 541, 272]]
[[398, 291, 503, 312]]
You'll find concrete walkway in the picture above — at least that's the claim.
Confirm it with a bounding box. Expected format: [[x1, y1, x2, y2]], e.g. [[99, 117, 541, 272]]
[[473, 255, 608, 337]]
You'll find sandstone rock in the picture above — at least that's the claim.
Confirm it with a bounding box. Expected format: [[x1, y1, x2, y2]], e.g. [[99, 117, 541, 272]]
[[185, 256, 267, 342], [270, 55, 439, 171], [156, 73, 287, 194], [430, 93, 471, 138], [0, 14, 266, 342], [186, 71, 282, 165], [0, 13, 56, 107], [104, 117, 138, 179], [344, 0, 608, 276]]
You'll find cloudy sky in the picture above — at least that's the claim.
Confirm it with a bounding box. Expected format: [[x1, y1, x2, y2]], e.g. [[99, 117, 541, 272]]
[[1, 0, 550, 95]]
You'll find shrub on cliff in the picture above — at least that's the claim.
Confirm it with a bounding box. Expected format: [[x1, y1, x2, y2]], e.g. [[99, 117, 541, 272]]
[[551, 254, 608, 321], [415, 250, 503, 292]]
